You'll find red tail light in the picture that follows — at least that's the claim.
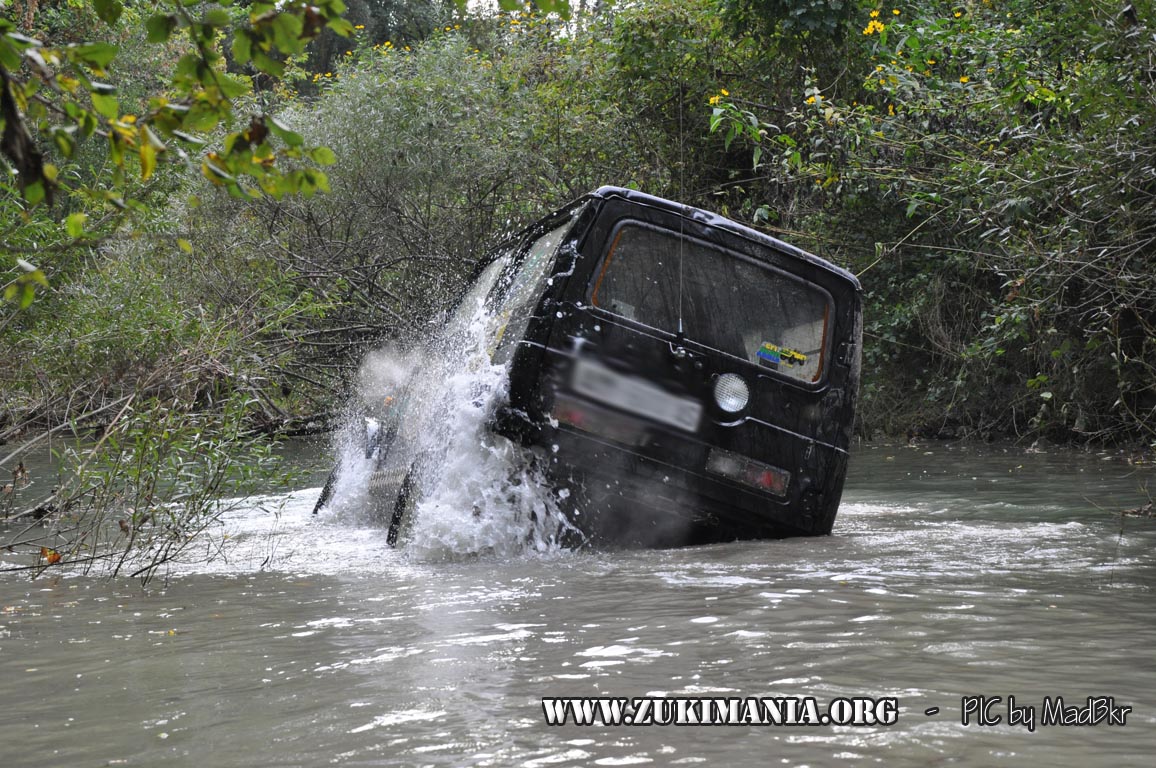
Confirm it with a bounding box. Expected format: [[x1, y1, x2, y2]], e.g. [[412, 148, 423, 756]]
[[706, 448, 790, 496]]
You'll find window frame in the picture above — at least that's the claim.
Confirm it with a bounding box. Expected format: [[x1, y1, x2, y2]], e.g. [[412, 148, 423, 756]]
[[587, 219, 836, 388]]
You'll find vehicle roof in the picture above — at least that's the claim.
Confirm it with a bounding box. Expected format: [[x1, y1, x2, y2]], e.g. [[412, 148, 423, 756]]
[[588, 186, 862, 292]]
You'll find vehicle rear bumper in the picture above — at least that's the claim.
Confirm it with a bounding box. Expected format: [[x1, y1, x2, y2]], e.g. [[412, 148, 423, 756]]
[[541, 423, 831, 548]]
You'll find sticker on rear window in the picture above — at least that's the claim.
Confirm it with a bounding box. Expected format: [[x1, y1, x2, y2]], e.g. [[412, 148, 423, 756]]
[[757, 342, 807, 367]]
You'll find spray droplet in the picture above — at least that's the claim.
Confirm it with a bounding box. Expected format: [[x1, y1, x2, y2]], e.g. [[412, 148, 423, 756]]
[[555, 311, 563, 319], [558, 488, 570, 499], [551, 444, 559, 453], [593, 324, 601, 332]]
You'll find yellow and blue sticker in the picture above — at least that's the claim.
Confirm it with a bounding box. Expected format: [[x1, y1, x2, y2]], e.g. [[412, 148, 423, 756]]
[[758, 342, 806, 367]]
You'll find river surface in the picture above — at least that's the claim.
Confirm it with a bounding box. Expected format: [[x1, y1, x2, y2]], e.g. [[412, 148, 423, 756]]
[[1, 442, 1154, 767]]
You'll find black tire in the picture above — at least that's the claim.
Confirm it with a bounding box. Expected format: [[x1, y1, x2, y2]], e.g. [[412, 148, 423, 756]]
[[386, 466, 418, 546], [312, 467, 339, 515]]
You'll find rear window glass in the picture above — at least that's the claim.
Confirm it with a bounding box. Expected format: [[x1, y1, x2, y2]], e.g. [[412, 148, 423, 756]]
[[589, 223, 831, 383]]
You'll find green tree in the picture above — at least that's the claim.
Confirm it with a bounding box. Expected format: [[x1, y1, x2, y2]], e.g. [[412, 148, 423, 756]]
[[1, 0, 353, 306]]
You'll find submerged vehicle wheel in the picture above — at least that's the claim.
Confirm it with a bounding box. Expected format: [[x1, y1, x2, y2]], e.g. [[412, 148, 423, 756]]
[[387, 466, 418, 546], [312, 467, 339, 515]]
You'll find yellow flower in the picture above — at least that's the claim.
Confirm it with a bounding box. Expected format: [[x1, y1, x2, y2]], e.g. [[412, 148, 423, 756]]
[[720, 88, 730, 96], [870, 9, 880, 18], [960, 75, 970, 83], [892, 8, 900, 15], [888, 103, 895, 115], [876, 64, 884, 71], [806, 95, 815, 104], [709, 95, 720, 105], [927, 58, 936, 64], [354, 24, 365, 30], [121, 114, 136, 124], [954, 11, 962, 18]]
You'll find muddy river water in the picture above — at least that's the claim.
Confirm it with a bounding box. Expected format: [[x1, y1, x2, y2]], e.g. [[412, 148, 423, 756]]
[[1, 442, 1154, 767]]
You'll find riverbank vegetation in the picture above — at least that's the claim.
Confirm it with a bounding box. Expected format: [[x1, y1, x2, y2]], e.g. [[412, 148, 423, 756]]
[[2, 1, 1154, 574]]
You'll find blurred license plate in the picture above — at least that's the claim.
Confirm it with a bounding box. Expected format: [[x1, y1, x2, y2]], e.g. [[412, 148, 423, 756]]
[[571, 358, 701, 432]]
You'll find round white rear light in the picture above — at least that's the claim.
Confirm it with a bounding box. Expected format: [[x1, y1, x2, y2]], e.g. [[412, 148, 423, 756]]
[[713, 373, 750, 413]]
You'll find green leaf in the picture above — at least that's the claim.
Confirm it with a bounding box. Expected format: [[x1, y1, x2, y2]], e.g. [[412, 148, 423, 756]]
[[171, 130, 207, 146], [93, 0, 124, 25], [216, 73, 250, 100], [140, 136, 157, 180], [267, 116, 303, 146], [72, 42, 119, 69], [231, 30, 253, 64], [309, 146, 336, 165], [535, 0, 571, 19], [327, 18, 355, 37], [201, 159, 235, 184], [204, 8, 231, 28], [177, 238, 193, 254], [108, 131, 124, 166], [0, 39, 22, 70], [145, 14, 178, 44], [271, 13, 305, 52], [52, 126, 76, 157], [24, 180, 45, 206], [4, 33, 41, 48], [250, 50, 285, 78], [91, 91, 118, 120], [66, 212, 87, 238]]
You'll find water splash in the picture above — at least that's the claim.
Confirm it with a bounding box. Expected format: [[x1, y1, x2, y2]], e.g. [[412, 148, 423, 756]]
[[322, 265, 575, 561], [322, 347, 419, 523]]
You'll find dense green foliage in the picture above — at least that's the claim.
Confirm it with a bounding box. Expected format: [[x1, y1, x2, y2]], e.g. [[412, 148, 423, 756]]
[[5, 0, 1155, 440], [2, 0, 1155, 575]]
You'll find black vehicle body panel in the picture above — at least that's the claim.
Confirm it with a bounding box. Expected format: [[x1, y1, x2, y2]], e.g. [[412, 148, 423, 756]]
[[480, 187, 862, 547]]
